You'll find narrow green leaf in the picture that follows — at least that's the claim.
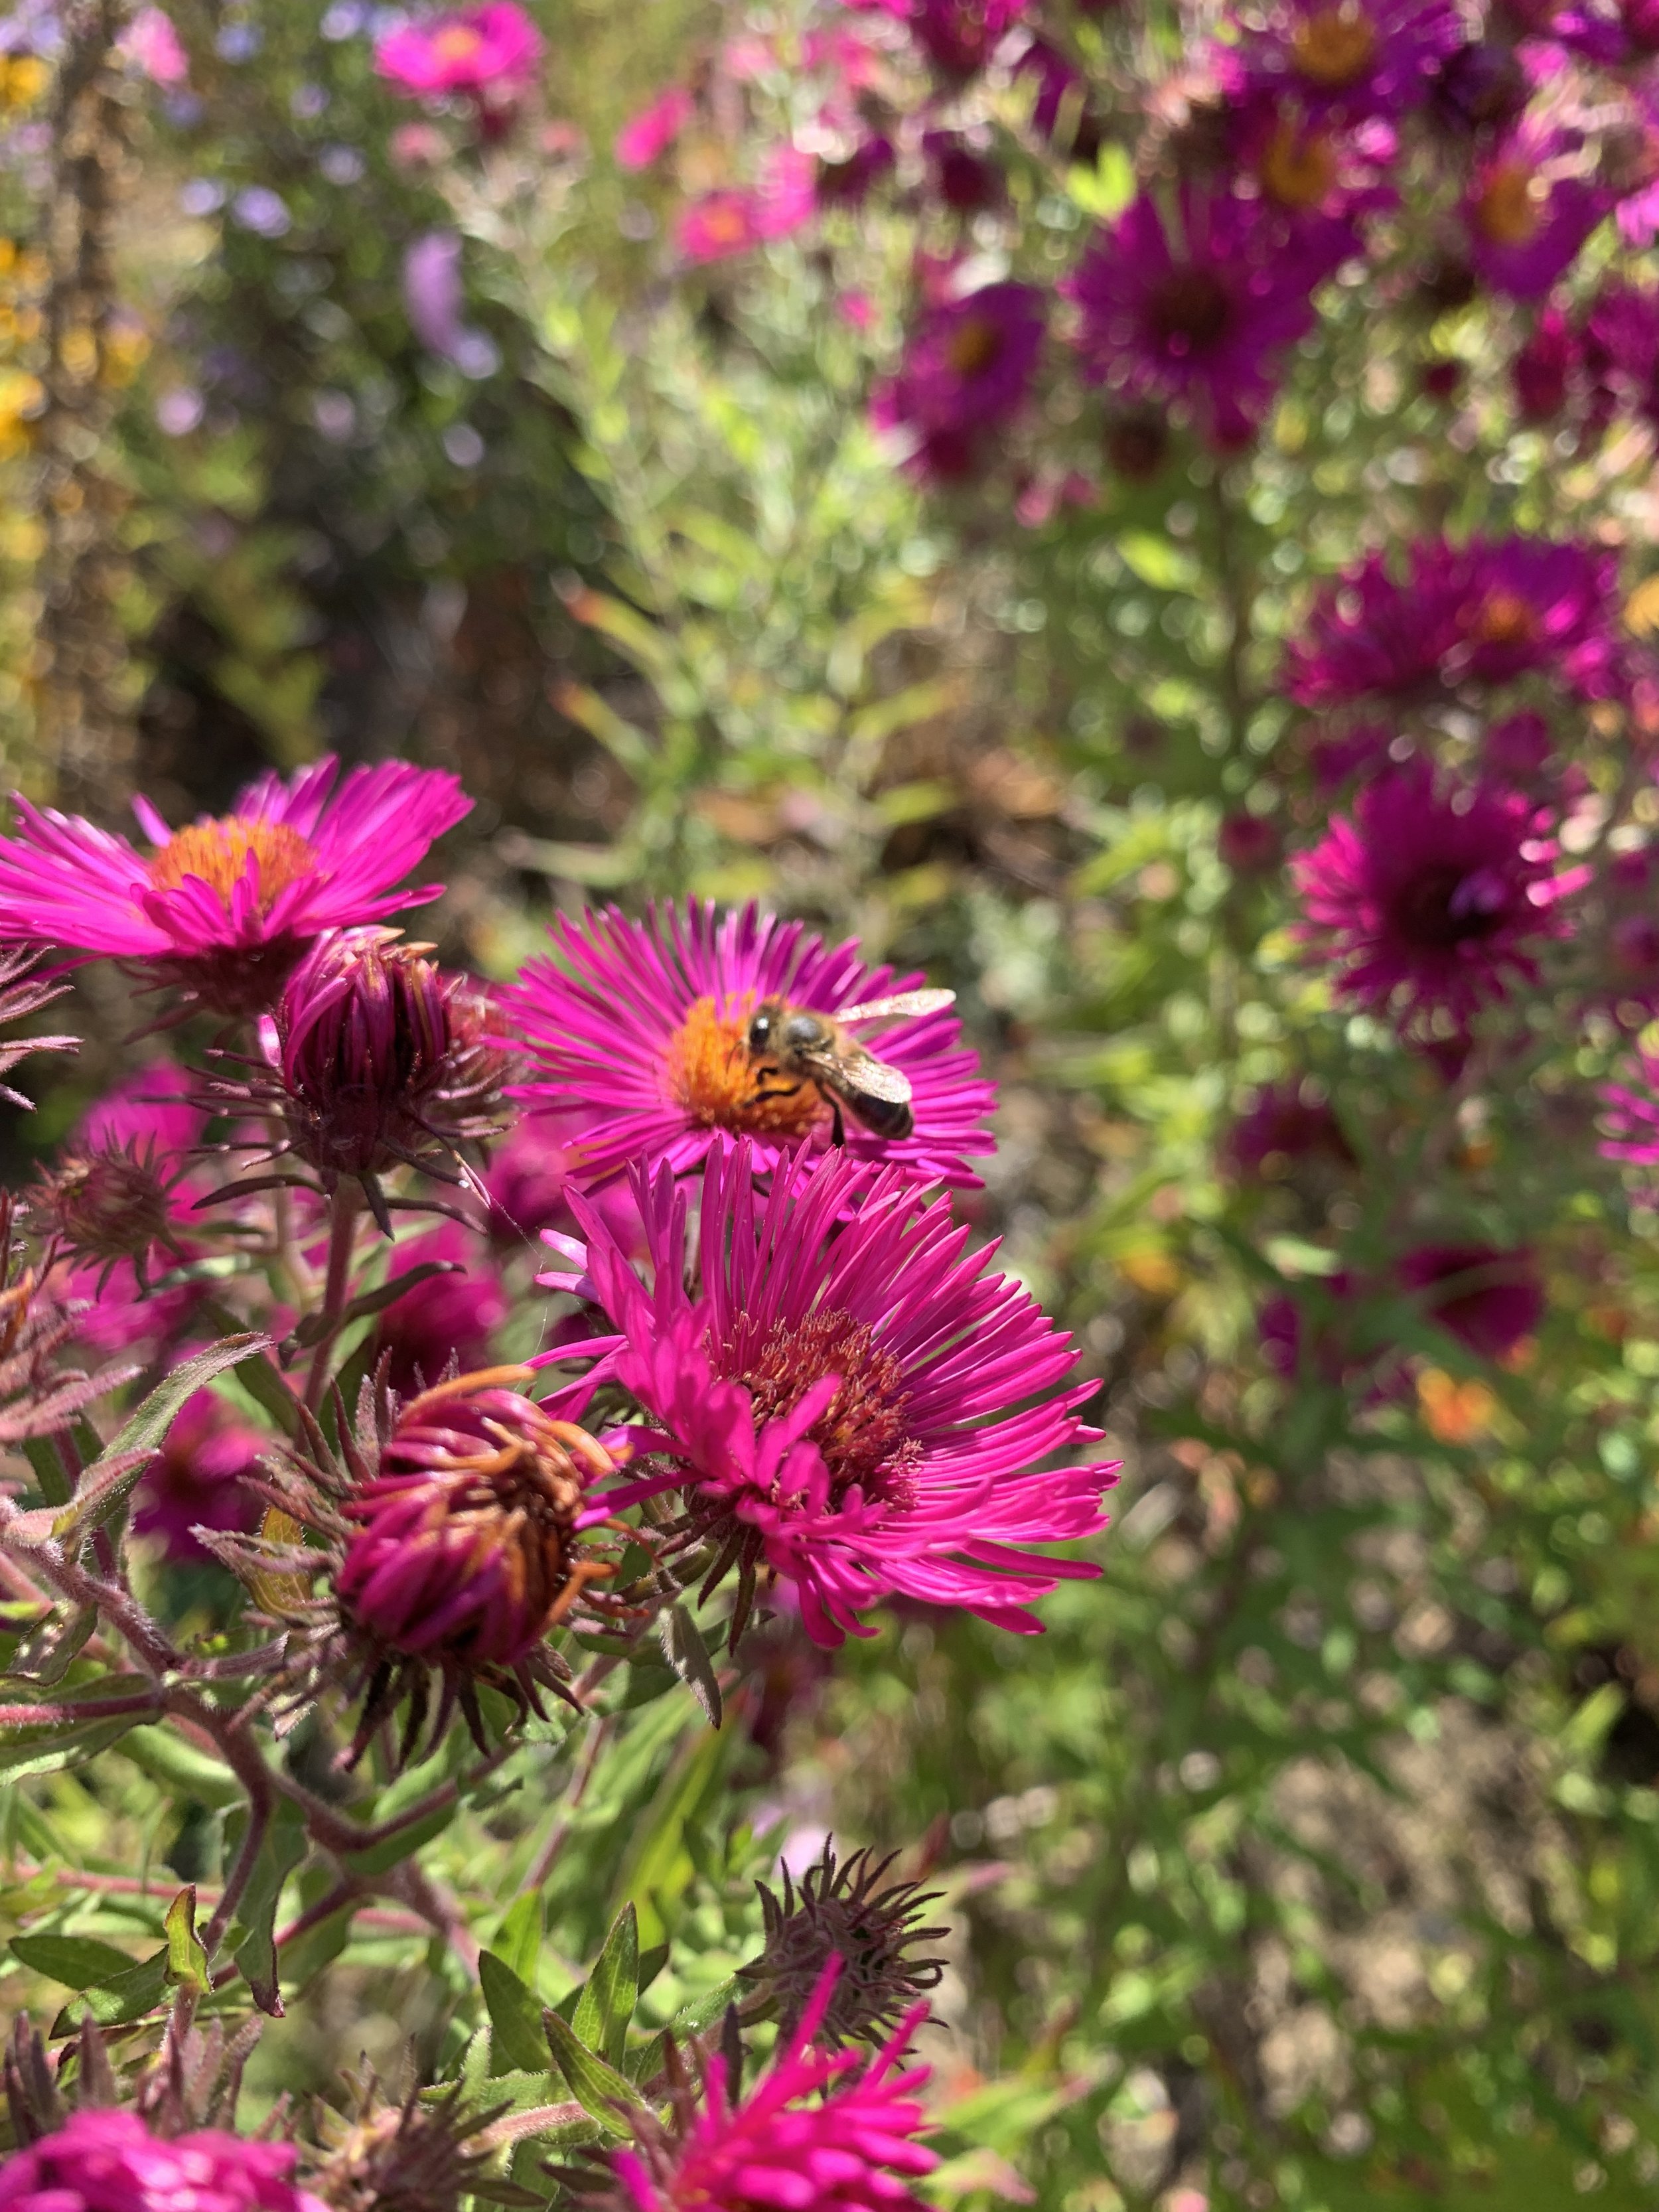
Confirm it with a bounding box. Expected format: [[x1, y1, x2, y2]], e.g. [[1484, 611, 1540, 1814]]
[[10, 1933, 135, 1990], [21, 1436, 71, 1506], [164, 1887, 208, 1993], [480, 1949, 550, 2076], [118, 1724, 242, 1810], [492, 1892, 542, 1986], [571, 1904, 638, 2069], [6, 1604, 98, 1686], [658, 1605, 723, 1730], [227, 1797, 307, 2015], [0, 1713, 144, 1780], [52, 1336, 273, 1542], [50, 1952, 169, 2034], [541, 2009, 640, 2138], [668, 1976, 740, 2039]]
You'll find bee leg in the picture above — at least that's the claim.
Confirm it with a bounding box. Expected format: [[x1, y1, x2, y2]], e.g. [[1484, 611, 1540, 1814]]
[[830, 1099, 846, 1147]]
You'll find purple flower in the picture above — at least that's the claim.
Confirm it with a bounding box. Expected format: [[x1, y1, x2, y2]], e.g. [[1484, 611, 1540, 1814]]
[[1512, 300, 1579, 417], [131, 1388, 264, 1564], [0, 2109, 328, 2212], [373, 1220, 508, 1393], [547, 1146, 1116, 1646], [230, 186, 291, 238], [504, 901, 994, 1189], [1398, 1243, 1542, 1361], [609, 1962, 937, 2212], [1290, 761, 1573, 1033], [886, 0, 1029, 76], [62, 1064, 213, 1358], [1066, 184, 1338, 447], [0, 757, 470, 1014], [1220, 0, 1463, 123], [402, 230, 500, 377], [871, 281, 1045, 479], [614, 85, 693, 169], [1283, 534, 1624, 705], [1226, 1082, 1354, 1176], [1463, 123, 1607, 299]]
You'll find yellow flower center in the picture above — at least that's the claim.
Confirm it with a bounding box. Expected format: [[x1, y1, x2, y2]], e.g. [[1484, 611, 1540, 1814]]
[[666, 995, 828, 1136], [1469, 588, 1538, 648], [148, 816, 318, 916], [1471, 159, 1543, 247], [946, 315, 1003, 377], [1260, 119, 1337, 208], [699, 202, 751, 246], [431, 23, 485, 65], [1291, 3, 1378, 88]]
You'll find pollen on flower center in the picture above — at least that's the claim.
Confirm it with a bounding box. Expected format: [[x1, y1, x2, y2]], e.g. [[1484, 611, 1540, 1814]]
[[1291, 3, 1379, 86], [149, 817, 318, 915], [1471, 161, 1543, 248], [431, 23, 484, 63], [1468, 587, 1538, 646], [1260, 119, 1337, 208], [946, 315, 1004, 376], [735, 1307, 920, 1507], [1149, 269, 1234, 354], [666, 995, 828, 1136]]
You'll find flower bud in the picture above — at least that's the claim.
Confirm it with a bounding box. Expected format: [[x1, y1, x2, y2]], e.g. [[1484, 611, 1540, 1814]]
[[335, 1372, 607, 1671], [30, 1145, 174, 1266], [739, 1841, 948, 2047], [275, 930, 509, 1194]]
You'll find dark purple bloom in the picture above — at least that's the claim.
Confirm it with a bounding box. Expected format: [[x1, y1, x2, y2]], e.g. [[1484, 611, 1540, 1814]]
[[1398, 1243, 1542, 1361], [1512, 300, 1579, 417], [871, 281, 1045, 478], [1220, 0, 1463, 123], [373, 1222, 508, 1394], [1463, 123, 1607, 301], [1226, 1082, 1355, 1175], [131, 1388, 264, 1564]]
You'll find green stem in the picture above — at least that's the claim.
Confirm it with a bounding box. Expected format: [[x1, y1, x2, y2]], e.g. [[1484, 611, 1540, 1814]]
[[303, 1185, 360, 1412]]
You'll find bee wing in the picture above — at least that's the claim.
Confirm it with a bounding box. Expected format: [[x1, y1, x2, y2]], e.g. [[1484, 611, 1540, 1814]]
[[804, 1045, 914, 1106], [837, 990, 956, 1023]]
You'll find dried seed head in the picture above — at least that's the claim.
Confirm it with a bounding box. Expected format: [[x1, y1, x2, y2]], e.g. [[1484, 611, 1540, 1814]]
[[307, 2081, 507, 2212], [30, 1144, 176, 1267], [741, 1840, 948, 2047]]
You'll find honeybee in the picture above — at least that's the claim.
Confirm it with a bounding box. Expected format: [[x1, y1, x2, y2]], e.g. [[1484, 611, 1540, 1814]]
[[743, 991, 956, 1143]]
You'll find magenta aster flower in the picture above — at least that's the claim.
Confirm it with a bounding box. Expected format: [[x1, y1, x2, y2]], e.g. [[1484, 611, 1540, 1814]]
[[614, 84, 693, 170], [374, 4, 543, 98], [372, 1220, 508, 1394], [547, 1145, 1115, 1646], [131, 1386, 263, 1564], [607, 1962, 936, 2212], [1222, 0, 1463, 123], [1397, 1242, 1542, 1361], [1283, 534, 1624, 705], [872, 0, 1027, 76], [0, 2108, 328, 2212], [1290, 763, 1572, 1031], [504, 901, 993, 1189], [1066, 185, 1336, 447], [0, 757, 469, 1015], [1601, 1049, 1659, 1173], [1226, 1081, 1354, 1176], [1463, 124, 1607, 300], [871, 281, 1045, 479]]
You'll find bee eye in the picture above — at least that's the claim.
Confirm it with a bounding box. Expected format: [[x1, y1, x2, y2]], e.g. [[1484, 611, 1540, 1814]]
[[748, 1016, 770, 1049]]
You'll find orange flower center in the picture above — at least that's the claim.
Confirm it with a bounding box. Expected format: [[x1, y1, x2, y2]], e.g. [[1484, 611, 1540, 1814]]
[[431, 23, 485, 64], [666, 995, 828, 1136], [1260, 119, 1337, 208], [699, 201, 752, 247], [946, 315, 1003, 377], [1469, 588, 1538, 648], [1471, 159, 1543, 247], [148, 816, 318, 916], [1291, 3, 1378, 87]]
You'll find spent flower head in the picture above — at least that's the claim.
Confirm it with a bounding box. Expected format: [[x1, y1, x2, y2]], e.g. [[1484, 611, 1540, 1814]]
[[741, 1840, 948, 2047]]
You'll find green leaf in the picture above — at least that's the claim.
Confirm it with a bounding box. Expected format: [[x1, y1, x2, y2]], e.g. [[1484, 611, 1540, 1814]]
[[1116, 532, 1201, 594], [658, 1605, 723, 1729], [164, 1887, 208, 1994], [5, 1603, 98, 1686], [571, 1904, 638, 2069], [541, 2008, 641, 2138], [492, 1891, 543, 1986], [52, 1336, 273, 1543], [0, 1712, 146, 1780], [10, 1933, 136, 1990], [227, 1797, 307, 2015], [668, 1976, 739, 2039], [480, 1949, 551, 2076], [50, 1952, 169, 2035], [118, 1725, 242, 1810]]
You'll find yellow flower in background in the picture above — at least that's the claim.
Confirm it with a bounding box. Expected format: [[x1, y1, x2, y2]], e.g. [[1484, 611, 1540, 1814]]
[[0, 54, 48, 111]]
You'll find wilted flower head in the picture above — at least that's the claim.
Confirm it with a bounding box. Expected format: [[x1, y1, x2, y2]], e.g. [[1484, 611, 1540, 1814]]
[[272, 930, 509, 1224], [1066, 184, 1336, 447], [1283, 534, 1624, 705], [1397, 1242, 1542, 1361], [31, 1142, 177, 1275], [1291, 762, 1571, 1033], [545, 1145, 1115, 1646], [336, 1372, 614, 1676], [871, 281, 1045, 480], [375, 3, 543, 98], [0, 759, 469, 1015], [0, 2108, 326, 2212], [601, 1963, 936, 2212], [305, 2075, 501, 2212], [741, 1840, 947, 2046], [504, 900, 993, 1189]]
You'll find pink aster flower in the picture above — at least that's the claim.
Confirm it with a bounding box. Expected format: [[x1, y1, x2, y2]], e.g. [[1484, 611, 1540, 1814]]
[[1283, 534, 1624, 705], [131, 1386, 263, 1564], [609, 1962, 936, 2212], [503, 901, 995, 1189], [676, 147, 816, 262], [0, 758, 469, 1014], [374, 4, 543, 98], [117, 7, 188, 84], [1066, 184, 1338, 447], [1398, 1242, 1542, 1361], [1601, 1049, 1659, 1176], [1463, 122, 1607, 299], [871, 281, 1045, 480], [0, 2108, 327, 2212], [1221, 0, 1463, 123], [1290, 762, 1573, 1032], [614, 85, 693, 169], [545, 1145, 1116, 1646]]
